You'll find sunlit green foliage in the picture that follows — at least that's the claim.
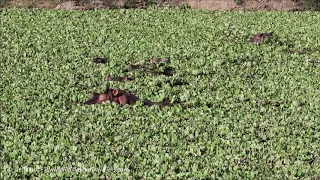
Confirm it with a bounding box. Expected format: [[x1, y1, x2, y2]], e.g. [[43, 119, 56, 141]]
[[1, 8, 320, 179]]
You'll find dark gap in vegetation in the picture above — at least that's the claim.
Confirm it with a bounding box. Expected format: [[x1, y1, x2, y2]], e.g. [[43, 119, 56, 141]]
[[92, 57, 109, 64], [107, 75, 135, 82], [169, 80, 189, 87]]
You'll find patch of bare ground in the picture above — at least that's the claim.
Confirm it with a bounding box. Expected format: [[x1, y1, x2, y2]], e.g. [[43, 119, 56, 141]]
[[186, 0, 304, 11], [54, 1, 86, 10], [238, 0, 304, 11], [1, 0, 307, 11], [3, 0, 54, 9]]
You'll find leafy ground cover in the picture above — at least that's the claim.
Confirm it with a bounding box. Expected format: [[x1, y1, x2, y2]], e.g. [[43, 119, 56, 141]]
[[1, 8, 320, 178]]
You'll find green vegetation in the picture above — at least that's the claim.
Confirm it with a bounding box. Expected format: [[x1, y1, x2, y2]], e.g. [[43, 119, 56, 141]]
[[304, 0, 320, 10], [1, 8, 320, 179], [0, 0, 6, 8], [235, 0, 243, 6]]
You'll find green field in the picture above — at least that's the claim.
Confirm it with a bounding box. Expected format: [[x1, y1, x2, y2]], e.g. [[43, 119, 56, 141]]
[[1, 8, 320, 178]]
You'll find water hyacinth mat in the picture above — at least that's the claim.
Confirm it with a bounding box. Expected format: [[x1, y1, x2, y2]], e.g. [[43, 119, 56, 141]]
[[1, 8, 320, 179]]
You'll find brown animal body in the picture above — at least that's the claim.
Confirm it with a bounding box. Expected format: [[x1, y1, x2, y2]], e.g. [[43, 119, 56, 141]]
[[249, 32, 273, 43], [84, 89, 138, 105], [84, 88, 170, 106]]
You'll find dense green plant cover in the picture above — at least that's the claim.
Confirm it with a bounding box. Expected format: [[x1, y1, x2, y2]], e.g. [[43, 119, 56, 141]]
[[1, 8, 320, 179]]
